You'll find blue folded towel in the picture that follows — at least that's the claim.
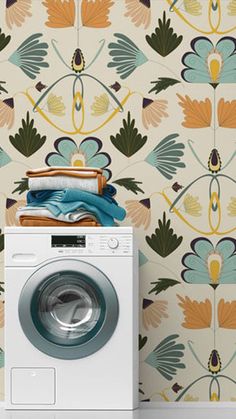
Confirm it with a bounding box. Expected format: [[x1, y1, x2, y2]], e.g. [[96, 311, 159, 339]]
[[27, 188, 126, 226]]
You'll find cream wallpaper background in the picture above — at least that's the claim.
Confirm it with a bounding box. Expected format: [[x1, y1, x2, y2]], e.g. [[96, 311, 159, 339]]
[[0, 0, 236, 403]]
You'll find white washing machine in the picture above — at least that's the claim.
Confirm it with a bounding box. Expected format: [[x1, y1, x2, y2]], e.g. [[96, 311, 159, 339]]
[[4, 227, 138, 410]]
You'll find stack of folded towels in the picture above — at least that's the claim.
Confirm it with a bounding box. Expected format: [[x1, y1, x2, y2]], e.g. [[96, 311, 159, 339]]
[[16, 167, 126, 227]]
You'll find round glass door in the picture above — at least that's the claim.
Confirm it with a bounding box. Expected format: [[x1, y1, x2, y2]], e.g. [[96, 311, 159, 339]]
[[19, 260, 119, 359]]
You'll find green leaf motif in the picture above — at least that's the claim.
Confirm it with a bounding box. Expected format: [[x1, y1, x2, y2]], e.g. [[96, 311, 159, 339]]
[[149, 278, 180, 295], [9, 112, 46, 157], [113, 177, 144, 195], [8, 33, 49, 80], [0, 81, 8, 95], [0, 28, 11, 52], [146, 11, 183, 57], [145, 334, 185, 381], [146, 212, 183, 258], [110, 111, 147, 157], [145, 133, 185, 180], [0, 230, 4, 252], [139, 334, 148, 350], [149, 77, 180, 95], [12, 177, 29, 195], [108, 33, 148, 80], [0, 283, 4, 295], [139, 383, 145, 395]]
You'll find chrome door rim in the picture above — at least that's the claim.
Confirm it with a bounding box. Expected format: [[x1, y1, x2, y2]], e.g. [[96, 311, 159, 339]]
[[18, 259, 119, 360]]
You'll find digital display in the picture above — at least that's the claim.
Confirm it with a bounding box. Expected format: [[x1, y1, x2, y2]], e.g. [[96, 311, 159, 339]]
[[51, 235, 86, 248]]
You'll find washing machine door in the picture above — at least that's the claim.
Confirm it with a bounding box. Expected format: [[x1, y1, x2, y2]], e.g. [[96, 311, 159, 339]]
[[18, 259, 119, 359]]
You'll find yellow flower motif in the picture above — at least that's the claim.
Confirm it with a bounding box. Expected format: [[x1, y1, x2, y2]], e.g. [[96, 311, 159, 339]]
[[91, 93, 110, 116], [183, 0, 202, 15], [228, 197, 236, 216], [183, 194, 202, 217], [158, 389, 170, 402], [228, 0, 236, 15], [47, 93, 66, 116], [184, 394, 199, 401], [210, 393, 219, 401]]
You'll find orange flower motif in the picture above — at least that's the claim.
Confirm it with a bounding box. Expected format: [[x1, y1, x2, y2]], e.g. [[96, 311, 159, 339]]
[[0, 301, 4, 328], [124, 0, 151, 29], [218, 299, 236, 329], [142, 298, 168, 330], [43, 0, 75, 28], [177, 94, 212, 128], [177, 294, 212, 329], [5, 0, 32, 29], [142, 98, 168, 129], [125, 198, 151, 229], [217, 98, 236, 128], [81, 0, 114, 28], [0, 98, 15, 129]]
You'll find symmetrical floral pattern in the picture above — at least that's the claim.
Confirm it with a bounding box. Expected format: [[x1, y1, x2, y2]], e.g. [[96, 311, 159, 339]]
[[0, 0, 235, 403], [46, 137, 112, 180], [182, 37, 236, 86], [182, 238, 236, 286]]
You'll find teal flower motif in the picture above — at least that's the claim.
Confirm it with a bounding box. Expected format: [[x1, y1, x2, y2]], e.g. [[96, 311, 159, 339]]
[[182, 237, 236, 287], [0, 146, 11, 167], [108, 33, 148, 79], [182, 37, 236, 87], [0, 348, 4, 368], [46, 136, 112, 180], [145, 334, 185, 381], [8, 33, 49, 80], [145, 133, 185, 180]]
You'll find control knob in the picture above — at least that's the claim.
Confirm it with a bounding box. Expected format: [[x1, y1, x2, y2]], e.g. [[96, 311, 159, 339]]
[[107, 237, 119, 249]]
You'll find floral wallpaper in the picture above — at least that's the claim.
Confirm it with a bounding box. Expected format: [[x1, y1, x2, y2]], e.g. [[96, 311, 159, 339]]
[[0, 0, 236, 403]]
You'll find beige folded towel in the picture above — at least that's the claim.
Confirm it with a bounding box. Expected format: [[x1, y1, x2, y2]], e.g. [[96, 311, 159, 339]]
[[28, 176, 104, 194]]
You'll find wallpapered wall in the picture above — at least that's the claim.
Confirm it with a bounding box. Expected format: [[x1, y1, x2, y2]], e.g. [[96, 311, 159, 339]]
[[0, 0, 236, 403]]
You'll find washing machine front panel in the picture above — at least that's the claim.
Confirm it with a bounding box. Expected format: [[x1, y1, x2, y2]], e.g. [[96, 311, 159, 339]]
[[5, 227, 138, 410], [18, 259, 119, 359]]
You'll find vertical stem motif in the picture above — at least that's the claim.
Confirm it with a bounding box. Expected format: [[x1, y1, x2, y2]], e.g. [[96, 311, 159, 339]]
[[213, 88, 216, 147], [213, 288, 216, 348], [77, 0, 80, 47]]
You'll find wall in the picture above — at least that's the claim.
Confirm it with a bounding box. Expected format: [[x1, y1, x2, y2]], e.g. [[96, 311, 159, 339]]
[[0, 0, 236, 403]]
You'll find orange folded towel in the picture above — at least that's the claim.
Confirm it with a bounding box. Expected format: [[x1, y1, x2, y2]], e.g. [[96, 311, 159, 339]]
[[19, 215, 100, 227]]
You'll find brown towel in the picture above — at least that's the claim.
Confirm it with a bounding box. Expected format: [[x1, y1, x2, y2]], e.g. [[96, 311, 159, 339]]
[[26, 167, 106, 194], [19, 215, 100, 227]]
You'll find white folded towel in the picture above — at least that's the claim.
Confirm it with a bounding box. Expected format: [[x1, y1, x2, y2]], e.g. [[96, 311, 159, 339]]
[[28, 176, 100, 193], [16, 206, 97, 223]]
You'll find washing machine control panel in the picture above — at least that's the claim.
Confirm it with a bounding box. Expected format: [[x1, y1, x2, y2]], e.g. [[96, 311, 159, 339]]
[[53, 234, 133, 256], [52, 235, 86, 248]]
